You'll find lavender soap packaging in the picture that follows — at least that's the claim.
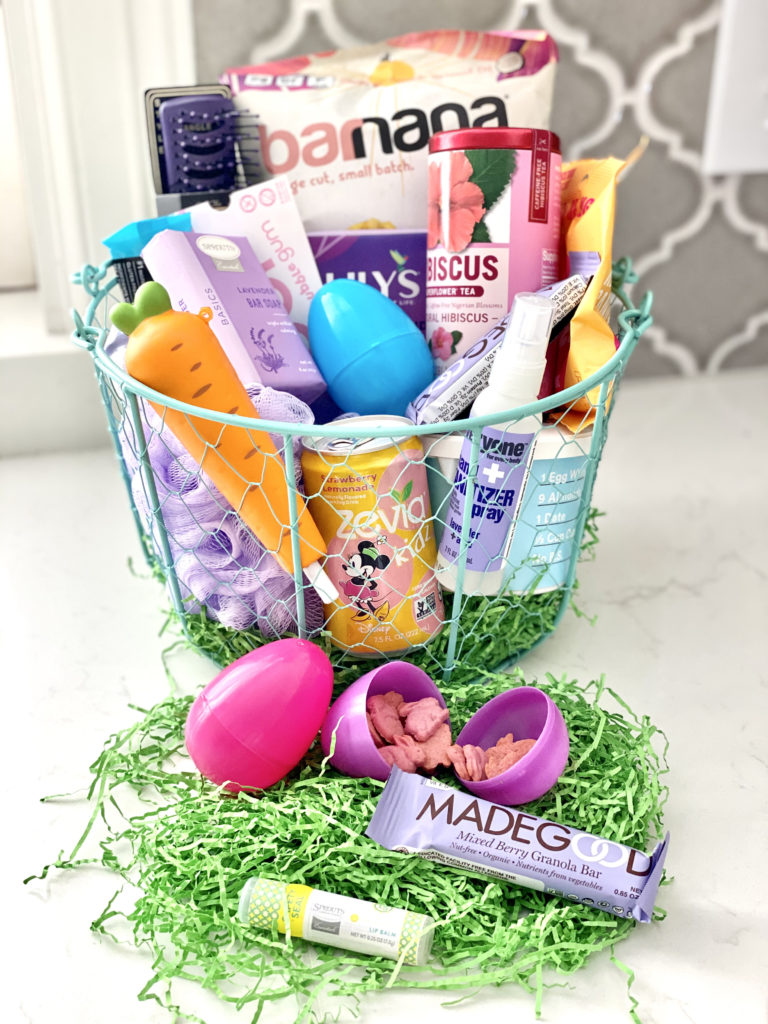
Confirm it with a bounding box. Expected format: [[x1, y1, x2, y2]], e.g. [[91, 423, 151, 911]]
[[141, 229, 326, 403]]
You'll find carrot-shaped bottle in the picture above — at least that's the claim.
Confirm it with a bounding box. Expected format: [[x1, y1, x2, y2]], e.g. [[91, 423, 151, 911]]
[[110, 282, 337, 603]]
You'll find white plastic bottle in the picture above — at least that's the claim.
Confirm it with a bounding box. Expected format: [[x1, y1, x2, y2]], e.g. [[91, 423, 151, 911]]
[[435, 292, 555, 596]]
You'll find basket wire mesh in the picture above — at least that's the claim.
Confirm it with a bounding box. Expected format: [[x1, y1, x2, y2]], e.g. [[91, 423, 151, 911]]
[[72, 259, 652, 684]]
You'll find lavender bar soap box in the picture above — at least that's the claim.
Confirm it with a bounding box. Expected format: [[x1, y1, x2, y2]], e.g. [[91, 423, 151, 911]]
[[308, 230, 427, 333], [142, 230, 326, 403]]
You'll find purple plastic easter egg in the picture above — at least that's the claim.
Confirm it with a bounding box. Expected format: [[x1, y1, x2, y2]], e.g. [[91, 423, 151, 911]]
[[455, 686, 569, 804], [321, 661, 447, 781], [185, 638, 334, 792]]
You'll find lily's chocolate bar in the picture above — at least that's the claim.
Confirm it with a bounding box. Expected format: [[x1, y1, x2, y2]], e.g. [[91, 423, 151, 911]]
[[366, 769, 669, 923], [309, 229, 427, 333]]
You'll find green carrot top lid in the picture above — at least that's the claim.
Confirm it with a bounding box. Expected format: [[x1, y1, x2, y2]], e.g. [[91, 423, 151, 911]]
[[110, 281, 173, 336]]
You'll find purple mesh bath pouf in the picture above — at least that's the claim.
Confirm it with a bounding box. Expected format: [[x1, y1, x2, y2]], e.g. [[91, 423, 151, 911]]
[[108, 330, 323, 637]]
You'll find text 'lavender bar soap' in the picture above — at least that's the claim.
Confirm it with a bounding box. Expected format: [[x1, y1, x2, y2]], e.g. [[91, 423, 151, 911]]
[[366, 768, 670, 923], [142, 229, 326, 403]]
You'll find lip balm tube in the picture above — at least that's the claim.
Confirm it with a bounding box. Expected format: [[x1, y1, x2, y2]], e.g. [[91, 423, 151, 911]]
[[366, 769, 670, 924], [118, 285, 338, 603], [238, 877, 435, 965], [407, 275, 588, 426]]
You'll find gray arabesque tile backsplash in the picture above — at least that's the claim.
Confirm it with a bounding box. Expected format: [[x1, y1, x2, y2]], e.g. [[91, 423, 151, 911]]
[[193, 0, 768, 377]]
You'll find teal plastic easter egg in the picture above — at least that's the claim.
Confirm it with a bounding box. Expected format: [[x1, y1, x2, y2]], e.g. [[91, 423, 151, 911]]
[[308, 279, 434, 415], [184, 638, 334, 792]]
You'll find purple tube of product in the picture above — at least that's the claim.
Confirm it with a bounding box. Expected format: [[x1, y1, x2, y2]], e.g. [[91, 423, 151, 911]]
[[366, 769, 669, 923]]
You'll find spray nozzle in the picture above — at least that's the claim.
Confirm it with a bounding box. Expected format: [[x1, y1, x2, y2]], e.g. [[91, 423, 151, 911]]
[[488, 292, 556, 398], [504, 292, 556, 364]]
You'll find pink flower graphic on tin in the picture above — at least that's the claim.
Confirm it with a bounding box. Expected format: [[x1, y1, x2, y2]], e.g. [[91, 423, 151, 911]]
[[429, 325, 455, 361], [427, 153, 485, 252]]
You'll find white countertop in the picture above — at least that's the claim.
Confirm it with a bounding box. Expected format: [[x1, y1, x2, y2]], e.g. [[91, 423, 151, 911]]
[[3, 368, 767, 1024]]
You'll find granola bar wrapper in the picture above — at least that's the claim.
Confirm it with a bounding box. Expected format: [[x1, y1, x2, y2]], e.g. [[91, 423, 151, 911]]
[[366, 769, 669, 923]]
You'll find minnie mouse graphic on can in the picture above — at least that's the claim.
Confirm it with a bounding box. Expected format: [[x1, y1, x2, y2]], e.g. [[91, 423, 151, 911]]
[[301, 416, 444, 656], [341, 540, 392, 622]]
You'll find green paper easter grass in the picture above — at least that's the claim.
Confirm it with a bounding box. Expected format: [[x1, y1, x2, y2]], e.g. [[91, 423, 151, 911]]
[[175, 588, 564, 690], [30, 667, 669, 1024]]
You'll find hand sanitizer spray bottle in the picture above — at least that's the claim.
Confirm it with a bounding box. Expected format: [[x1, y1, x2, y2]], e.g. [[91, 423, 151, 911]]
[[436, 292, 555, 596]]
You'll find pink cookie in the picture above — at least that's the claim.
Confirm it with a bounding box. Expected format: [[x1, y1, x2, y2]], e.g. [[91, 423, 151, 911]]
[[485, 749, 507, 778], [393, 733, 427, 768], [366, 713, 385, 747], [485, 732, 516, 777], [510, 738, 536, 760], [486, 737, 537, 778], [366, 694, 404, 743], [379, 744, 419, 773], [447, 744, 468, 778], [462, 744, 487, 782], [397, 697, 429, 715], [401, 697, 450, 742], [418, 722, 453, 771], [494, 731, 516, 751]]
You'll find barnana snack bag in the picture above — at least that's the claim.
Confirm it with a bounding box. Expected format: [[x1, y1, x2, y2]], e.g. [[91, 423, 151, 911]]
[[557, 145, 645, 431], [221, 30, 558, 231]]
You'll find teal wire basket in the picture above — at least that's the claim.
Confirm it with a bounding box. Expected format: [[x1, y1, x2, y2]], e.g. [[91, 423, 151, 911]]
[[72, 259, 652, 685]]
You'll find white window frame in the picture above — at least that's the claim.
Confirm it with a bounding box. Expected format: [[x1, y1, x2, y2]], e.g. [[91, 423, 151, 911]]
[[3, 0, 195, 332]]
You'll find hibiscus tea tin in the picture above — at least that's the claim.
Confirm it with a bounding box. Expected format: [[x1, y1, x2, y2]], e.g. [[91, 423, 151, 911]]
[[301, 416, 444, 656], [426, 127, 561, 370]]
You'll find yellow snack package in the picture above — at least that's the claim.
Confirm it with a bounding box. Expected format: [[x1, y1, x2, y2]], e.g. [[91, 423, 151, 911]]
[[557, 146, 643, 431]]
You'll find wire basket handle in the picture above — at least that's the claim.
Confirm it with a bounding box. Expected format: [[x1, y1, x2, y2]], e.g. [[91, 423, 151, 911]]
[[70, 262, 118, 351], [617, 288, 653, 338]]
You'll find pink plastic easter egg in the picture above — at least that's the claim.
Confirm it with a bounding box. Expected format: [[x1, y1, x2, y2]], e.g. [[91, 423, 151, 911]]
[[185, 638, 334, 792]]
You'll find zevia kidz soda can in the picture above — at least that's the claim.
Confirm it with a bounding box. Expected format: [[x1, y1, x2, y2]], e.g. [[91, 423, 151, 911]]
[[301, 416, 444, 656], [426, 127, 561, 370]]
